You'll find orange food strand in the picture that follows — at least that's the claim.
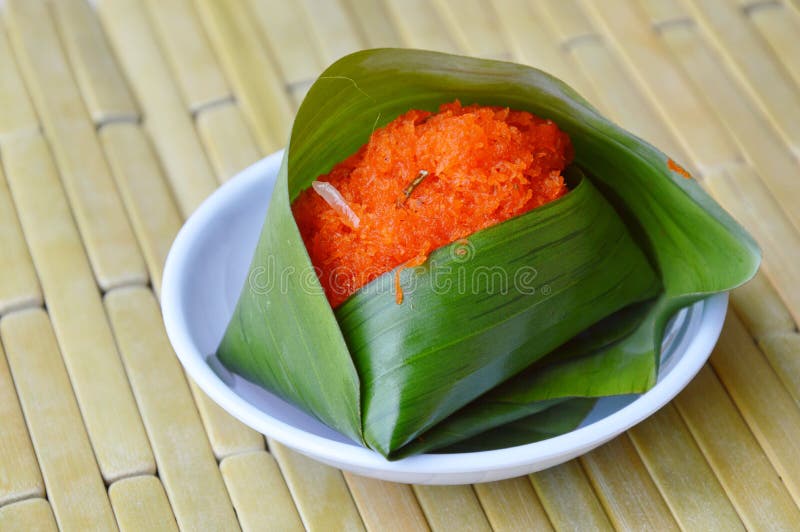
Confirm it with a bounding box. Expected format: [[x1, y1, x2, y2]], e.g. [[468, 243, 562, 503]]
[[394, 269, 403, 305], [668, 158, 692, 179], [292, 100, 573, 307], [394, 254, 428, 305]]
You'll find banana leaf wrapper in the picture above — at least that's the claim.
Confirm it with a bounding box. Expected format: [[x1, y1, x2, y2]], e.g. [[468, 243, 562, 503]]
[[217, 49, 760, 458]]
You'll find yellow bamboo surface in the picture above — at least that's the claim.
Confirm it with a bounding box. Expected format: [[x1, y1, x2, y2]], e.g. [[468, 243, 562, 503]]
[[48, 0, 139, 125], [0, 499, 57, 532], [108, 476, 179, 532], [0, 1, 798, 529]]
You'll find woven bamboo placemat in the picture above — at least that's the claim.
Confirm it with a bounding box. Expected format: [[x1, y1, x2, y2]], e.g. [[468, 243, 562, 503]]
[[0, 0, 798, 529]]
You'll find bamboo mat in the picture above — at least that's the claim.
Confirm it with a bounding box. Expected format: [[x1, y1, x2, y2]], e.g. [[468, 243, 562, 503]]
[[0, 0, 798, 529]]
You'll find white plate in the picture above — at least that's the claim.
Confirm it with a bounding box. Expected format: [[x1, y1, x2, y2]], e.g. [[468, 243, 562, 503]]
[[161, 150, 728, 485]]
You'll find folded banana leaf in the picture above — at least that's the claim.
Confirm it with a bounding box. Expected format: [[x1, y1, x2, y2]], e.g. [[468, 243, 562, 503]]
[[217, 49, 760, 457], [438, 398, 598, 453], [392, 300, 653, 458]]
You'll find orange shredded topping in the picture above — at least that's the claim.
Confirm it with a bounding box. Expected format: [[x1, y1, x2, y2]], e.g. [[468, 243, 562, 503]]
[[668, 158, 692, 179], [394, 268, 402, 305], [394, 254, 428, 305], [292, 101, 573, 307]]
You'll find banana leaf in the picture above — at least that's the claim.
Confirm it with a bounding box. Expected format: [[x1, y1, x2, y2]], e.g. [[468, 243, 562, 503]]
[[391, 300, 653, 458], [217, 49, 760, 457], [438, 398, 598, 453]]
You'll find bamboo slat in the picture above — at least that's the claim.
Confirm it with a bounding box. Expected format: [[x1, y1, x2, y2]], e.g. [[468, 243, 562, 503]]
[[734, 0, 784, 6], [685, 0, 800, 156], [493, 0, 599, 106], [195, 103, 264, 183], [473, 478, 553, 531], [340, 0, 403, 48], [412, 485, 492, 532], [383, 0, 460, 53], [0, 163, 41, 315], [758, 332, 800, 406], [143, 0, 231, 111], [433, 0, 511, 60], [0, 310, 118, 531], [675, 365, 800, 529], [99, 124, 183, 297], [581, 435, 680, 531], [0, 341, 43, 506], [730, 270, 796, 340], [580, 0, 741, 174], [108, 476, 179, 532], [299, 0, 364, 65], [194, 0, 294, 154], [5, 0, 147, 290], [244, 0, 323, 85], [0, 499, 57, 532], [104, 287, 240, 531], [271, 441, 366, 531], [0, 22, 38, 142], [189, 381, 267, 460], [540, 0, 596, 43], [48, 0, 139, 124], [220, 451, 305, 532], [704, 165, 800, 325], [747, 2, 800, 90], [2, 135, 155, 483], [343, 473, 430, 532], [568, 40, 691, 170], [96, 0, 219, 218], [530, 460, 613, 531], [627, 404, 743, 530], [658, 22, 800, 234], [710, 312, 800, 506], [637, 0, 693, 26]]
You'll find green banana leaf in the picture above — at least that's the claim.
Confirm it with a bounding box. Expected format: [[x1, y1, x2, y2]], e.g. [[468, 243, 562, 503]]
[[438, 398, 598, 453], [217, 49, 760, 457], [391, 300, 653, 458]]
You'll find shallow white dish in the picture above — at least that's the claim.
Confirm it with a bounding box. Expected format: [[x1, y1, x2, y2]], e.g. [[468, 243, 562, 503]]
[[161, 150, 728, 485]]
